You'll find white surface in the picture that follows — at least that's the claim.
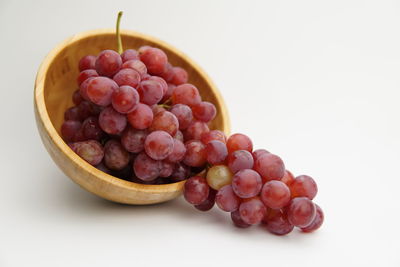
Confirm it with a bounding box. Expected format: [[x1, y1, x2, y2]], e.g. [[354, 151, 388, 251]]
[[1, 0, 399, 266]]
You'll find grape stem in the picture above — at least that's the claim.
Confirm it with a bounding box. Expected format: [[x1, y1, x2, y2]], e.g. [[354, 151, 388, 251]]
[[116, 11, 123, 54], [158, 103, 171, 109]]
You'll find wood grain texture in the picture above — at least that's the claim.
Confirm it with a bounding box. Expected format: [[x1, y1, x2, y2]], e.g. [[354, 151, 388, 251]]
[[34, 29, 230, 205]]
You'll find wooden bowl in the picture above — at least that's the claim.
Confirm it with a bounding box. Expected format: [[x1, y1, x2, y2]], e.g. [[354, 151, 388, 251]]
[[34, 29, 230, 205]]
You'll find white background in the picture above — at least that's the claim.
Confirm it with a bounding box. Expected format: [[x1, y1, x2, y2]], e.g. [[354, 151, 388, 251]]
[[1, 0, 399, 266]]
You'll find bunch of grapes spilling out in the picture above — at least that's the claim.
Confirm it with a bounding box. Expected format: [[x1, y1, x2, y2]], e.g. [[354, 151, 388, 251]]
[[184, 134, 324, 235]]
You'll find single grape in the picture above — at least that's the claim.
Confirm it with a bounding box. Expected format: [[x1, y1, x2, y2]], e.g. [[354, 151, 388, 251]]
[[64, 106, 81, 121], [111, 85, 139, 114], [86, 77, 118, 106], [195, 188, 217, 211], [170, 163, 190, 182], [260, 180, 291, 209], [206, 165, 233, 190], [98, 107, 127, 135], [161, 83, 176, 103], [103, 140, 130, 170], [113, 68, 141, 88], [121, 49, 139, 62], [170, 104, 193, 130], [184, 121, 209, 140], [226, 133, 253, 153], [254, 153, 285, 182], [159, 161, 174, 177], [287, 197, 316, 227], [239, 197, 267, 225], [281, 170, 295, 186], [133, 152, 161, 181], [78, 55, 96, 71], [290, 175, 318, 200], [184, 176, 210, 205], [205, 140, 228, 165], [200, 130, 227, 144], [95, 49, 122, 77], [171, 84, 201, 106], [232, 169, 262, 198], [167, 139, 186, 163], [171, 67, 188, 85], [227, 150, 254, 173], [183, 140, 207, 167], [61, 120, 82, 142], [159, 63, 174, 82], [215, 185, 240, 212], [137, 79, 164, 105], [82, 116, 104, 141], [74, 140, 104, 165], [77, 69, 98, 86], [72, 89, 84, 106], [252, 149, 270, 162], [192, 101, 217, 123], [301, 204, 324, 232], [122, 59, 147, 78], [149, 76, 168, 96], [127, 103, 153, 130], [121, 127, 147, 153], [72, 128, 86, 142], [79, 77, 92, 101], [149, 111, 179, 136], [263, 209, 294, 235], [144, 130, 174, 160], [231, 210, 251, 228], [139, 47, 168, 75]]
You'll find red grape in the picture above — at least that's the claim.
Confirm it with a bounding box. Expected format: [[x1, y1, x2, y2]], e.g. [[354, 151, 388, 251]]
[[167, 139, 186, 163], [170, 163, 190, 181], [78, 101, 101, 120], [287, 197, 316, 227], [64, 106, 81, 121], [184, 176, 209, 205], [122, 59, 147, 78], [104, 140, 130, 170], [281, 170, 295, 186], [290, 175, 318, 200], [215, 185, 240, 212], [263, 209, 294, 235], [137, 79, 164, 105], [79, 77, 92, 101], [254, 153, 285, 182], [205, 140, 228, 165], [232, 169, 262, 198], [121, 127, 147, 153], [77, 69, 98, 86], [72, 89, 84, 106], [159, 63, 174, 82], [139, 47, 168, 75], [78, 55, 96, 71], [226, 133, 253, 153], [195, 188, 217, 211], [149, 76, 168, 96], [159, 161, 174, 178], [121, 49, 139, 62], [72, 128, 86, 142], [231, 210, 251, 228], [301, 204, 324, 232], [61, 120, 81, 142], [82, 116, 104, 141], [111, 85, 139, 114], [184, 121, 209, 140], [98, 107, 127, 135], [113, 68, 141, 88], [201, 130, 227, 144], [183, 140, 207, 167], [74, 140, 104, 165], [227, 150, 254, 173], [260, 181, 291, 209], [252, 149, 270, 162], [127, 103, 153, 130], [170, 104, 193, 130], [239, 197, 267, 225], [95, 50, 122, 77], [171, 67, 188, 85], [171, 84, 201, 106], [144, 130, 174, 160], [86, 77, 118, 106], [192, 101, 217, 122], [149, 111, 179, 136], [133, 152, 161, 181]]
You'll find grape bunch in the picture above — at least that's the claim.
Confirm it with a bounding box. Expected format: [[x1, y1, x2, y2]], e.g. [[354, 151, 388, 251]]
[[183, 133, 324, 235]]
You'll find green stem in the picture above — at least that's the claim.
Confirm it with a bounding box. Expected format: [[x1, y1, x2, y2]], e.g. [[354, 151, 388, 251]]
[[116, 11, 123, 54]]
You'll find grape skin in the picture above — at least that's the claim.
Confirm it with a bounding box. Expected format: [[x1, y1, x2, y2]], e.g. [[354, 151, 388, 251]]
[[139, 47, 168, 75], [227, 150, 254, 173], [206, 165, 233, 190], [231, 210, 251, 228], [301, 204, 324, 232], [183, 140, 207, 167], [167, 139, 186, 163], [215, 185, 240, 212], [184, 176, 210, 205], [122, 59, 147, 78], [133, 152, 161, 181], [144, 130, 174, 160], [184, 121, 209, 141], [113, 68, 141, 88], [170, 104, 193, 130], [78, 55, 96, 71], [61, 120, 81, 142], [226, 133, 253, 153], [195, 188, 217, 211], [121, 127, 147, 153], [111, 85, 139, 114], [95, 50, 122, 77], [98, 107, 127, 135], [287, 197, 316, 227], [86, 77, 118, 106], [192, 101, 217, 123], [263, 209, 294, 235], [260, 180, 291, 209], [137, 79, 164, 105], [232, 169, 262, 198], [239, 197, 267, 225], [74, 140, 104, 166], [121, 49, 139, 62], [149, 111, 179, 136], [127, 103, 153, 130], [104, 140, 130, 170], [290, 175, 318, 200], [172, 84, 201, 107], [254, 153, 286, 182], [171, 67, 188, 85], [205, 140, 228, 165]]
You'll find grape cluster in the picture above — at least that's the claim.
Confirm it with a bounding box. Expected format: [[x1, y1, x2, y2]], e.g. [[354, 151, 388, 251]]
[[62, 45, 218, 184], [183, 134, 324, 235]]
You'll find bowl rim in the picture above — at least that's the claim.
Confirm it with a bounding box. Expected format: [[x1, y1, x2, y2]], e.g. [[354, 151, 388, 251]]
[[34, 28, 230, 196]]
